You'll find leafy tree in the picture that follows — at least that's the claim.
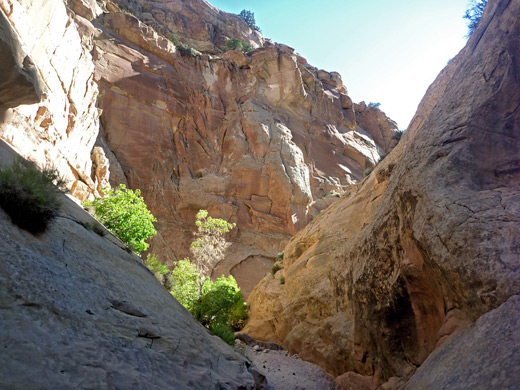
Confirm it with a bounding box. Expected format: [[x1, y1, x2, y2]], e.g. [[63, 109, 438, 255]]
[[84, 184, 156, 254], [239, 9, 261, 32], [190, 209, 235, 281], [168, 210, 247, 343], [464, 0, 488, 38], [169, 258, 201, 311]]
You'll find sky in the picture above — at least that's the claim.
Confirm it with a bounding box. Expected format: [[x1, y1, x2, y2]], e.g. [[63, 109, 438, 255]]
[[209, 0, 471, 129]]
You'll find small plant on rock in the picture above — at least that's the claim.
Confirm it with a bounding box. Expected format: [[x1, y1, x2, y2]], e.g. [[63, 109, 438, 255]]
[[225, 38, 253, 53], [0, 160, 66, 233]]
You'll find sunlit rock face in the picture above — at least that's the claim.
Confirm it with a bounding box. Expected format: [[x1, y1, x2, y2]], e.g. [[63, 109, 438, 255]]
[[245, 0, 520, 387], [85, 0, 398, 288], [0, 0, 101, 199]]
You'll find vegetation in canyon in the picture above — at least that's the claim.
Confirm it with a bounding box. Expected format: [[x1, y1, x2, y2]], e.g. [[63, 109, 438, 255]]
[[168, 210, 247, 343], [0, 160, 66, 233], [239, 9, 261, 32], [83, 184, 156, 254]]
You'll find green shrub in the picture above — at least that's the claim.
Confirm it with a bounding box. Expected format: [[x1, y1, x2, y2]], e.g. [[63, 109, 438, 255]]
[[280, 276, 285, 284], [368, 102, 381, 108], [168, 210, 247, 343], [195, 275, 247, 328], [271, 263, 281, 275], [84, 184, 156, 254], [225, 38, 253, 53], [0, 160, 65, 233], [170, 261, 248, 335], [169, 258, 200, 311], [363, 167, 373, 177], [176, 42, 200, 57], [121, 8, 134, 16], [145, 254, 169, 275], [210, 323, 235, 345], [276, 251, 284, 260], [170, 34, 180, 45]]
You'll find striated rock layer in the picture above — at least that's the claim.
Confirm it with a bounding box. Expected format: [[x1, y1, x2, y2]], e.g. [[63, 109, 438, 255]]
[[245, 0, 520, 386]]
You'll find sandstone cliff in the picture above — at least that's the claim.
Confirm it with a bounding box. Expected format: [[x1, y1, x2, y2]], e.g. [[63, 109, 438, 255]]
[[0, 0, 398, 296], [245, 0, 520, 387]]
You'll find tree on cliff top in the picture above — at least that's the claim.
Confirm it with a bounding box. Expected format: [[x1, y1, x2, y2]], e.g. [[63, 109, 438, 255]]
[[464, 0, 488, 38], [239, 9, 261, 32]]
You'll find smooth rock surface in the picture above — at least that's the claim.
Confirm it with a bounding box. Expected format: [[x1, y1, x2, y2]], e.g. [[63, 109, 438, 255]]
[[245, 0, 520, 385]]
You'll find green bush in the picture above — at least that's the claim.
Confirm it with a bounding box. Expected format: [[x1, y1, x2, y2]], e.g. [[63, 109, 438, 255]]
[[145, 254, 169, 276], [176, 42, 200, 57], [368, 102, 381, 108], [210, 323, 235, 345], [170, 260, 248, 331], [0, 160, 65, 233], [280, 276, 285, 284], [363, 167, 373, 177], [225, 38, 253, 53], [271, 263, 281, 275], [84, 184, 156, 254], [170, 34, 180, 45], [276, 251, 284, 260], [168, 210, 247, 343]]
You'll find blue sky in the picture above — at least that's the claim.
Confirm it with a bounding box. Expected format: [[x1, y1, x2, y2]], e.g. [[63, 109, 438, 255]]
[[209, 0, 471, 129]]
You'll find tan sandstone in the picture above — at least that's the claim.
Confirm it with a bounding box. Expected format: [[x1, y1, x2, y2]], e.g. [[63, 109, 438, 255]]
[[245, 0, 520, 387]]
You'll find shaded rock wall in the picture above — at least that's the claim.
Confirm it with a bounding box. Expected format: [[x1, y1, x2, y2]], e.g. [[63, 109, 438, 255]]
[[245, 0, 520, 386]]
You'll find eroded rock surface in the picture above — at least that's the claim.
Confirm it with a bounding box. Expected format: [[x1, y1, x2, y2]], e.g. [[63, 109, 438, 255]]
[[0, 141, 262, 390], [245, 0, 520, 386], [84, 0, 398, 283]]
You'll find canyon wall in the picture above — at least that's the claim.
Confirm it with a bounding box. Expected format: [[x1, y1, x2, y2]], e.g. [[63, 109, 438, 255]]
[[245, 0, 520, 387], [0, 0, 398, 295]]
